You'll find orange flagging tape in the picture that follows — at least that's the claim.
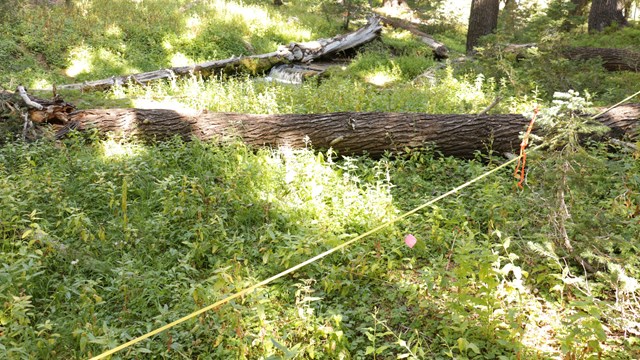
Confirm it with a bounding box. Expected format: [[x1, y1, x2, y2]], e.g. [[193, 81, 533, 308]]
[[514, 106, 539, 189]]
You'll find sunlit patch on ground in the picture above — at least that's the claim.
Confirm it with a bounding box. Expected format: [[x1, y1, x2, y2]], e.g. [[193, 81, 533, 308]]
[[184, 15, 202, 40], [66, 46, 93, 78], [209, 0, 312, 40], [168, 52, 194, 67], [100, 138, 146, 159], [365, 70, 399, 86], [132, 97, 199, 116], [105, 24, 122, 37]]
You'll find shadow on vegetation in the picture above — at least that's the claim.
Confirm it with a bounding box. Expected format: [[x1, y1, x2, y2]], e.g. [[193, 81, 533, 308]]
[[9, 134, 639, 358], [0, 134, 576, 358]]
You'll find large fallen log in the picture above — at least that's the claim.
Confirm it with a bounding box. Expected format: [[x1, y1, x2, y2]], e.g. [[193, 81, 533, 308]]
[[56, 17, 383, 92], [3, 90, 638, 158], [57, 105, 640, 158]]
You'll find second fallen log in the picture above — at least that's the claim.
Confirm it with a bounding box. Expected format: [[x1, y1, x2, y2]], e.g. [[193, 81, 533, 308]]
[[57, 17, 383, 92]]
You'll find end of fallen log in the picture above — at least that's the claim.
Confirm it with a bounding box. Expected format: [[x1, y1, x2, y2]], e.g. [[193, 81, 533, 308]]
[[378, 15, 449, 59], [2, 87, 77, 124]]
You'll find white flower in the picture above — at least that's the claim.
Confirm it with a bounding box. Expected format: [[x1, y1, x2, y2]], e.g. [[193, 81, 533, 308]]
[[71, 259, 79, 266]]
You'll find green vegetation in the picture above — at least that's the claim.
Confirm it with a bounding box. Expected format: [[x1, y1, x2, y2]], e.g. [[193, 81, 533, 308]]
[[1, 1, 640, 359]]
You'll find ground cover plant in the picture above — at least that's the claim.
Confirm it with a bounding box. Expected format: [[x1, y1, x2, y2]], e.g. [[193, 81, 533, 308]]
[[1, 0, 640, 359]]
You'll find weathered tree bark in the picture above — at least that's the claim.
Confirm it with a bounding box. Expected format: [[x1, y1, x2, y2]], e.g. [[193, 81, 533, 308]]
[[379, 16, 448, 59], [502, 44, 640, 72], [265, 63, 334, 84], [3, 90, 639, 158], [52, 105, 640, 158], [569, 0, 590, 17], [56, 17, 383, 92], [588, 0, 627, 32], [466, 0, 500, 54], [563, 47, 640, 72]]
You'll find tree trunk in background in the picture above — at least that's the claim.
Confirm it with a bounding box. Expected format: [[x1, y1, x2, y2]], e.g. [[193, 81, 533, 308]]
[[466, 0, 500, 54], [44, 105, 640, 158], [273, 0, 283, 6], [570, 0, 589, 16], [588, 0, 627, 32], [561, 0, 589, 31]]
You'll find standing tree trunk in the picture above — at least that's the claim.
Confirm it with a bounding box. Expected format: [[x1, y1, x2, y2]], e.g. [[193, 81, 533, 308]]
[[569, 0, 589, 17], [343, 0, 352, 30], [561, 0, 589, 31], [466, 0, 500, 54], [588, 0, 628, 32]]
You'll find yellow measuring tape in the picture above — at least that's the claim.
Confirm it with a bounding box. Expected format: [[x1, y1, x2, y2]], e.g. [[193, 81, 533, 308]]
[[91, 88, 640, 358], [90, 154, 523, 360], [93, 91, 640, 358]]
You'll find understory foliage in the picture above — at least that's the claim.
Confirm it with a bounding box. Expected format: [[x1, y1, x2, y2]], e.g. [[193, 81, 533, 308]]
[[1, 124, 639, 359], [1, 0, 640, 359]]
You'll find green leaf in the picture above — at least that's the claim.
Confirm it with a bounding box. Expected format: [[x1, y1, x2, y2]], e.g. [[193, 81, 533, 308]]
[[467, 342, 480, 354], [376, 345, 390, 354], [270, 338, 288, 353], [457, 337, 468, 352]]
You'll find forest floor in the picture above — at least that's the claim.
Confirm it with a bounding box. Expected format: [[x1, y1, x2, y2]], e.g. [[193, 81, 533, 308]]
[[1, 1, 640, 359]]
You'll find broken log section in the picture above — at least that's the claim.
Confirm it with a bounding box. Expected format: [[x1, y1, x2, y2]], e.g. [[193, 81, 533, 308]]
[[1, 88, 76, 124], [379, 16, 448, 59], [504, 44, 640, 72], [57, 17, 383, 92], [563, 47, 640, 72]]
